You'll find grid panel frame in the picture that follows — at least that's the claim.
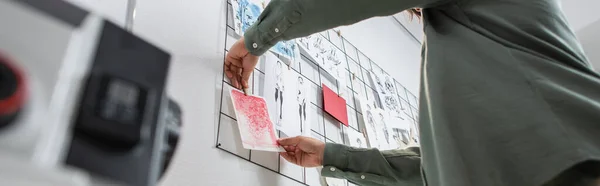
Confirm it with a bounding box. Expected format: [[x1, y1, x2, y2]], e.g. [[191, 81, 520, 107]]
[[216, 1, 420, 185]]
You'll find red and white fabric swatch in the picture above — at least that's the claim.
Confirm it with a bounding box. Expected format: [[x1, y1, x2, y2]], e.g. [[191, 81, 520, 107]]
[[230, 88, 284, 152]]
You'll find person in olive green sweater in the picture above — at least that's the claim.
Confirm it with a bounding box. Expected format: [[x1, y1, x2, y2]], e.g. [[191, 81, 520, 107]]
[[225, 0, 600, 185]]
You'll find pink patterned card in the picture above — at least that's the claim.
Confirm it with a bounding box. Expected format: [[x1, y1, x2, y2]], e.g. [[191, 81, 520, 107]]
[[230, 89, 284, 152]]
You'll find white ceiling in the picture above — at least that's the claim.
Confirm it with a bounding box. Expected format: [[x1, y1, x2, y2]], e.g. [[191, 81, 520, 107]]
[[561, 0, 600, 31]]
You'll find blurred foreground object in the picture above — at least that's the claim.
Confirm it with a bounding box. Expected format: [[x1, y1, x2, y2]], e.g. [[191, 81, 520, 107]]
[[0, 0, 182, 185]]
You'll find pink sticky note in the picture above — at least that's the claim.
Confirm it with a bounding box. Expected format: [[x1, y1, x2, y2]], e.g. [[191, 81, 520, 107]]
[[230, 89, 284, 152]]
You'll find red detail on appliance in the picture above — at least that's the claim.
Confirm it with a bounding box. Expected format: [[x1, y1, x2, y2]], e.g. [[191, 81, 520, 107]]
[[0, 52, 27, 116]]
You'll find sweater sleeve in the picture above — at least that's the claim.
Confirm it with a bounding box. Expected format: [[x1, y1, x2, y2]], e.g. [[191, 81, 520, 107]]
[[244, 0, 451, 55], [321, 143, 424, 186]]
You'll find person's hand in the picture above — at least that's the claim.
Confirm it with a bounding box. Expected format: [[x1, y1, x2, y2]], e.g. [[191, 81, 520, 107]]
[[277, 136, 325, 168], [225, 37, 259, 89]]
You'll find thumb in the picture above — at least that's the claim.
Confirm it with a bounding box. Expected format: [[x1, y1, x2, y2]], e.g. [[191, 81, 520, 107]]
[[241, 68, 253, 89], [277, 136, 302, 146]]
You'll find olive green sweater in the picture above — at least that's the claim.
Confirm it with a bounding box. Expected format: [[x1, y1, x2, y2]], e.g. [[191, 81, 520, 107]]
[[245, 0, 600, 185]]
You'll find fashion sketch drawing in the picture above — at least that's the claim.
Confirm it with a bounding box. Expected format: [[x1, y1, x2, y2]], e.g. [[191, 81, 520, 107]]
[[297, 76, 307, 133], [370, 70, 402, 119], [296, 34, 346, 85], [274, 60, 285, 128], [231, 0, 261, 35], [359, 98, 381, 149], [366, 105, 378, 147], [264, 53, 307, 137]]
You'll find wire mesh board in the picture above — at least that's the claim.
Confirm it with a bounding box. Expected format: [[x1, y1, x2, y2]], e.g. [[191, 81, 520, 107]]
[[216, 0, 420, 185]]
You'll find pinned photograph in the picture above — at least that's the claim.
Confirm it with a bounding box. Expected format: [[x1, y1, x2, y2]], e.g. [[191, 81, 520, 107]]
[[231, 0, 262, 35], [296, 76, 310, 135], [229, 88, 283, 152]]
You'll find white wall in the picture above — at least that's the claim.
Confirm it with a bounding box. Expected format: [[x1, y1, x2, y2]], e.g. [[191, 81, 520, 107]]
[[64, 0, 128, 27], [561, 0, 600, 71], [561, 0, 600, 32], [576, 19, 600, 69], [339, 16, 422, 94], [393, 12, 424, 43], [67, 0, 422, 185]]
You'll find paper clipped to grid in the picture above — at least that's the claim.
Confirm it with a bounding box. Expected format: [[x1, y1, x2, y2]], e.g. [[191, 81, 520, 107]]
[[263, 53, 310, 137], [369, 69, 403, 119], [229, 88, 284, 152], [359, 97, 397, 150], [347, 128, 368, 148], [296, 33, 346, 86]]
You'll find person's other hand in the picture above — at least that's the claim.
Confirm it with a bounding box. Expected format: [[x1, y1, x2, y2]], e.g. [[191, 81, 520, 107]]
[[277, 136, 325, 168], [225, 37, 259, 89]]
